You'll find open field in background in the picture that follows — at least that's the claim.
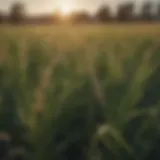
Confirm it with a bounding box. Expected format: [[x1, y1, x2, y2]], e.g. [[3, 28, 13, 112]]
[[0, 24, 160, 160], [1, 24, 160, 38]]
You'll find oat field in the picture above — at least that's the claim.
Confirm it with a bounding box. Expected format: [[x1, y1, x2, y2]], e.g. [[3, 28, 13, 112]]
[[0, 24, 160, 160]]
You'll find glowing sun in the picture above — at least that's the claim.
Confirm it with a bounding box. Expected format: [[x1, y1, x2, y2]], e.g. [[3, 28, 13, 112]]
[[61, 5, 72, 15]]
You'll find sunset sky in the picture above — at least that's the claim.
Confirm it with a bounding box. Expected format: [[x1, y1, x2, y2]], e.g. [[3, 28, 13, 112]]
[[0, 0, 158, 15]]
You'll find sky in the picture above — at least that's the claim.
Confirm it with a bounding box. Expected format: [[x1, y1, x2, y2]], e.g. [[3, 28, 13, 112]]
[[0, 0, 159, 15]]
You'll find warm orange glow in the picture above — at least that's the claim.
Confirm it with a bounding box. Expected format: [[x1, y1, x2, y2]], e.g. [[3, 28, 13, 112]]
[[60, 5, 72, 16]]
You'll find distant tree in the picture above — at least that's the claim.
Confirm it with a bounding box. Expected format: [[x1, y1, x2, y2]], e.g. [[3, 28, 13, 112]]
[[9, 3, 25, 24], [157, 4, 160, 20], [69, 11, 91, 24], [0, 11, 7, 24], [141, 2, 153, 21], [95, 5, 111, 22], [29, 15, 54, 25], [116, 3, 135, 21], [0, 12, 4, 24]]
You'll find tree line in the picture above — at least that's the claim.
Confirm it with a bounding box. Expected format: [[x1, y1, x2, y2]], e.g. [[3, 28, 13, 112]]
[[0, 1, 160, 24]]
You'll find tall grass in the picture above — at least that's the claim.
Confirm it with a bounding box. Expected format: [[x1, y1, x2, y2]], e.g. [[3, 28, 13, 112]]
[[0, 26, 160, 160]]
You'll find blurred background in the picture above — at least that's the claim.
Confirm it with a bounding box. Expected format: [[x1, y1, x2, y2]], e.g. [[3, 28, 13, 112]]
[[0, 1, 160, 160], [0, 0, 160, 24]]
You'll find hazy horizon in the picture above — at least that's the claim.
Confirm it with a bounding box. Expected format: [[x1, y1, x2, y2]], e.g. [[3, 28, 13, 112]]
[[0, 0, 159, 15]]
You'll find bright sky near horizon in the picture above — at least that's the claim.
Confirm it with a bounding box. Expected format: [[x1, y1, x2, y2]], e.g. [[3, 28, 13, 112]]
[[0, 0, 159, 15]]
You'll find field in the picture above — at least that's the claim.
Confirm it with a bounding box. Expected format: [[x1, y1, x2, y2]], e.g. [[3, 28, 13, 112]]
[[0, 24, 160, 160]]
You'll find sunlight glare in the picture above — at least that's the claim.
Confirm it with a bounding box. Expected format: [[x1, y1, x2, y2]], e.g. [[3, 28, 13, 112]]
[[61, 5, 72, 16]]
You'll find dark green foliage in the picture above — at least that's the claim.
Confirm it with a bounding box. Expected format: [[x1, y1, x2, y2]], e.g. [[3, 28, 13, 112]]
[[0, 37, 160, 160]]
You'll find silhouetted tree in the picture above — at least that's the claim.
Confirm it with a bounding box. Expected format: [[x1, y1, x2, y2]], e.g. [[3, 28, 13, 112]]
[[0, 12, 4, 24], [29, 15, 54, 24], [69, 11, 91, 24], [9, 3, 25, 24], [141, 2, 153, 21], [95, 5, 111, 22], [157, 4, 160, 20], [116, 3, 135, 21]]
